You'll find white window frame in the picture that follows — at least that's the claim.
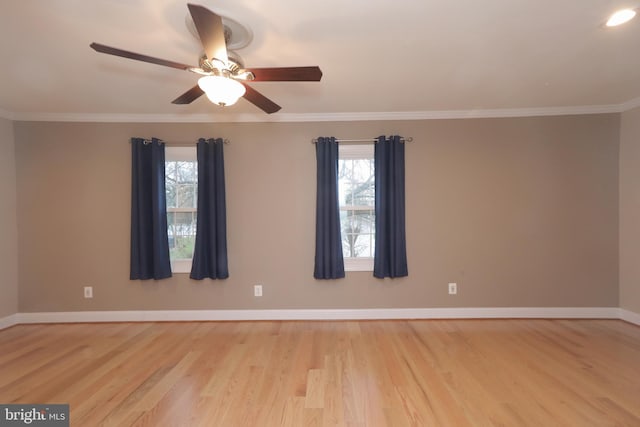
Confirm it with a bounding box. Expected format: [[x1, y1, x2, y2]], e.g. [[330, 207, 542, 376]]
[[339, 143, 375, 272], [165, 146, 197, 273]]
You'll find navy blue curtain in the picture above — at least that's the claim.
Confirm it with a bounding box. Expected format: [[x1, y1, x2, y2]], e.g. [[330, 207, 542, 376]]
[[190, 138, 229, 280], [314, 137, 345, 279], [374, 135, 408, 278], [130, 137, 172, 280]]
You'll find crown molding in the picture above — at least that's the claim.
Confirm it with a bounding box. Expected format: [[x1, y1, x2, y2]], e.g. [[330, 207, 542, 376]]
[[4, 99, 639, 124]]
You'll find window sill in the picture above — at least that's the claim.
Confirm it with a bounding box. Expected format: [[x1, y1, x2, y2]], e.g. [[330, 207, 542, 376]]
[[344, 257, 373, 272], [171, 259, 192, 274]]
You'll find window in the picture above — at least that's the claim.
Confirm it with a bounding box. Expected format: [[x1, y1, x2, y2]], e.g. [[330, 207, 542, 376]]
[[165, 147, 197, 273], [338, 144, 375, 271]]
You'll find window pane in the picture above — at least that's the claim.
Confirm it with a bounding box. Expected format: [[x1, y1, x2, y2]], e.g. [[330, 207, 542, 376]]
[[339, 158, 374, 207], [174, 161, 197, 183], [171, 235, 195, 260], [352, 159, 373, 183], [341, 209, 374, 258], [167, 211, 197, 260], [176, 183, 197, 208], [338, 145, 375, 261], [165, 150, 198, 264], [166, 184, 177, 208]]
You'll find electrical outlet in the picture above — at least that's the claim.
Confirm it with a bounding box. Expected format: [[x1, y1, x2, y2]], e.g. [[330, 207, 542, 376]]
[[84, 286, 93, 299], [254, 285, 263, 297], [448, 283, 457, 295]]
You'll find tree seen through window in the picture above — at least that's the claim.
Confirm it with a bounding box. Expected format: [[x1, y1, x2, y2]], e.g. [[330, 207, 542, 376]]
[[338, 144, 375, 260], [165, 158, 197, 261]]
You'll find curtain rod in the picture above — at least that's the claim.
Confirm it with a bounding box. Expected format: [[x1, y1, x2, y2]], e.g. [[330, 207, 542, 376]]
[[310, 137, 413, 144], [136, 138, 230, 146]]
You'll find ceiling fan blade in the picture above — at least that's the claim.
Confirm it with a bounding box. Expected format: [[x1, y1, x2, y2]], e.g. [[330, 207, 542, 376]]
[[90, 42, 193, 70], [187, 3, 228, 65], [172, 85, 205, 104], [242, 84, 281, 114], [246, 66, 323, 82]]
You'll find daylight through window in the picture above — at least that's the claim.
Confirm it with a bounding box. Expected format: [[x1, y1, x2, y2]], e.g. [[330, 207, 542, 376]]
[[165, 147, 197, 272], [338, 144, 375, 271]]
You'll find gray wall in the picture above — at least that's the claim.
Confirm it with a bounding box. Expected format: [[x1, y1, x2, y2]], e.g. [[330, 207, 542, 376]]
[[14, 114, 620, 312], [0, 118, 18, 318], [620, 106, 640, 314]]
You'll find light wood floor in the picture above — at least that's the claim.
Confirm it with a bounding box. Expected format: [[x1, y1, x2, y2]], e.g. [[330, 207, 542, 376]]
[[0, 319, 639, 426]]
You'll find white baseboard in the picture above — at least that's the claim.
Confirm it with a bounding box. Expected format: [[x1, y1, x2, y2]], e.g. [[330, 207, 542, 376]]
[[14, 306, 622, 324], [619, 308, 640, 326], [0, 313, 20, 330]]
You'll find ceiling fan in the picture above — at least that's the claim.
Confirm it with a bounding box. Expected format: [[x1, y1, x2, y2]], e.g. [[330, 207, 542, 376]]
[[90, 3, 322, 114]]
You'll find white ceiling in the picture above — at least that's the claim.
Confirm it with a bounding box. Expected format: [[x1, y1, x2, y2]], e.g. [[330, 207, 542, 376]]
[[1, 0, 639, 122]]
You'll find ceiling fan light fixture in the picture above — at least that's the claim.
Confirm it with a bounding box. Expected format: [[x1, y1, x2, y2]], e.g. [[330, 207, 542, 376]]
[[197, 75, 246, 106], [606, 8, 637, 27]]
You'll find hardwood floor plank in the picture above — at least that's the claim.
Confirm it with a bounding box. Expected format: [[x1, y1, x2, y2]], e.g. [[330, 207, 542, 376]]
[[0, 319, 638, 426], [304, 369, 325, 409], [323, 354, 346, 426]]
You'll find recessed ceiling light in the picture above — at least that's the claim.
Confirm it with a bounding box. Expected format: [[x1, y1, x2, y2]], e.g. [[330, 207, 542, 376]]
[[606, 8, 637, 27]]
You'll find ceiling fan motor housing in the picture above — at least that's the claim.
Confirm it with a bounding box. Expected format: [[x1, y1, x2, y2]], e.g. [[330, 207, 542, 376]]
[[199, 51, 243, 72]]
